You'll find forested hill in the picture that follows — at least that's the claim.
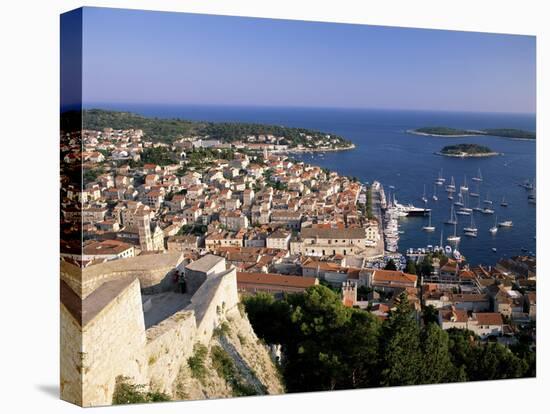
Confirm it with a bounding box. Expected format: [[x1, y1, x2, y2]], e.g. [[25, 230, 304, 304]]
[[82, 109, 353, 148], [411, 126, 535, 140]]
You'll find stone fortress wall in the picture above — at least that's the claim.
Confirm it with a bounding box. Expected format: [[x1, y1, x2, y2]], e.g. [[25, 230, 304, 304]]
[[60, 252, 241, 407]]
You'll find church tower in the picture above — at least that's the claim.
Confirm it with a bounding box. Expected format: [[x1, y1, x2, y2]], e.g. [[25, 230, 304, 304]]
[[137, 213, 153, 252], [341, 281, 357, 307]]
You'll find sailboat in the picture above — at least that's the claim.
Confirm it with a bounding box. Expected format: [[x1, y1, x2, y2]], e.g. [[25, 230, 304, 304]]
[[432, 185, 438, 201], [454, 192, 464, 207], [500, 196, 509, 207], [528, 187, 536, 204], [498, 219, 513, 227], [447, 218, 460, 242], [421, 184, 428, 204], [422, 211, 435, 232], [473, 196, 483, 212], [472, 168, 483, 182], [483, 192, 493, 205], [447, 191, 454, 200], [489, 216, 498, 234], [470, 182, 480, 198], [463, 213, 478, 235], [446, 176, 456, 192], [459, 192, 473, 213], [519, 179, 534, 190], [460, 175, 469, 192], [445, 205, 457, 225], [435, 169, 445, 186]]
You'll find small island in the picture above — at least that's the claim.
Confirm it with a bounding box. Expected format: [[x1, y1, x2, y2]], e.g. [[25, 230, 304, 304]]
[[436, 143, 501, 158], [409, 126, 535, 140]]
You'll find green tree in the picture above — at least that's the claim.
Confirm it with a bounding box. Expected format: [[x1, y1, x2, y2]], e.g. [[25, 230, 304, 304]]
[[418, 255, 434, 277], [405, 259, 417, 275], [384, 259, 398, 271], [112, 376, 170, 404], [422, 305, 439, 326], [420, 323, 453, 384], [340, 310, 382, 388], [379, 293, 422, 386], [242, 292, 291, 345]]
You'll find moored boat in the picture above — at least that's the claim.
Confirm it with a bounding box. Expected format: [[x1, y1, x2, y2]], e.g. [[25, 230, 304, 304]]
[[472, 168, 483, 182]]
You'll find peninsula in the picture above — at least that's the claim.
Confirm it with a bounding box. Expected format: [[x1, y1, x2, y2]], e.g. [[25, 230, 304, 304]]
[[436, 143, 501, 158], [83, 109, 354, 151], [409, 126, 535, 140]]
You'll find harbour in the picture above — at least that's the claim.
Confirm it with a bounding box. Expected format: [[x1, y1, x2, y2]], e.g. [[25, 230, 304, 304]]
[[94, 103, 537, 265]]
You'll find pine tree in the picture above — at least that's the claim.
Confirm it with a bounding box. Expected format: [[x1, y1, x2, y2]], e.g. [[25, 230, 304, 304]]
[[420, 323, 453, 384], [380, 293, 422, 385], [405, 259, 417, 275], [384, 259, 398, 271]]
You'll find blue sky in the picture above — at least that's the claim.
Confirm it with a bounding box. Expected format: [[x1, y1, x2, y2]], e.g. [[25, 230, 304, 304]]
[[77, 7, 536, 113]]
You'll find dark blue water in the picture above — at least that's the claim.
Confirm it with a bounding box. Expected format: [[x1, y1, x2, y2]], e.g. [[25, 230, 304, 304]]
[[87, 103, 536, 265]]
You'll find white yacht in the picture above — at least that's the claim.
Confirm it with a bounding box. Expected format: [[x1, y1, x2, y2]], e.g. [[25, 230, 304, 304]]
[[454, 192, 464, 207], [460, 175, 469, 192], [447, 221, 461, 242], [498, 220, 513, 227], [446, 176, 456, 192], [472, 168, 483, 182], [463, 214, 478, 233], [445, 205, 457, 225], [470, 182, 480, 198], [421, 184, 428, 204], [473, 197, 484, 212], [422, 211, 436, 232], [489, 216, 498, 234], [435, 169, 445, 186]]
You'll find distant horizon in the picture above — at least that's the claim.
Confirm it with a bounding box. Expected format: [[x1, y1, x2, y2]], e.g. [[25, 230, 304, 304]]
[[79, 102, 537, 117]]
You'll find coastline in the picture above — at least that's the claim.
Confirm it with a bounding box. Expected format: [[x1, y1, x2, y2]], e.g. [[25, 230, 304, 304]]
[[434, 151, 502, 158], [275, 143, 356, 154], [406, 129, 480, 138], [407, 129, 535, 140]]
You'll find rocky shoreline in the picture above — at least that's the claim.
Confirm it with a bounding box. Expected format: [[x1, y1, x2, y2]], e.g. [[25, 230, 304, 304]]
[[274, 143, 356, 154], [407, 129, 480, 138], [434, 151, 502, 158]]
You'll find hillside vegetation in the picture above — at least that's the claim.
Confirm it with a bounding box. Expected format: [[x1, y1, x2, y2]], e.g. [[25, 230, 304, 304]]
[[244, 286, 535, 392], [82, 109, 352, 148], [412, 126, 535, 139], [173, 306, 284, 401], [440, 143, 494, 155]]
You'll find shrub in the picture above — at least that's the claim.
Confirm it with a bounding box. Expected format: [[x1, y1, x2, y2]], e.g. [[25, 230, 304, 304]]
[[237, 302, 246, 317], [210, 345, 257, 397], [112, 376, 170, 405], [187, 344, 208, 382], [237, 333, 247, 345], [213, 321, 231, 338]]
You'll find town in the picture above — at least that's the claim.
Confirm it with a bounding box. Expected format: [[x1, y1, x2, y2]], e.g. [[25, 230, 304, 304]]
[[60, 122, 536, 405]]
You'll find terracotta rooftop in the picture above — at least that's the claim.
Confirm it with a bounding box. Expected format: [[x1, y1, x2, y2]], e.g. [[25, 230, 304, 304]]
[[439, 308, 468, 323], [473, 312, 503, 326], [301, 227, 365, 239], [373, 269, 417, 284], [237, 272, 318, 289]]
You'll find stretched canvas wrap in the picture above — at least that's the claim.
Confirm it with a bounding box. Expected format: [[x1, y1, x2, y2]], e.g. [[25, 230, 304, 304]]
[[60, 7, 536, 407]]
